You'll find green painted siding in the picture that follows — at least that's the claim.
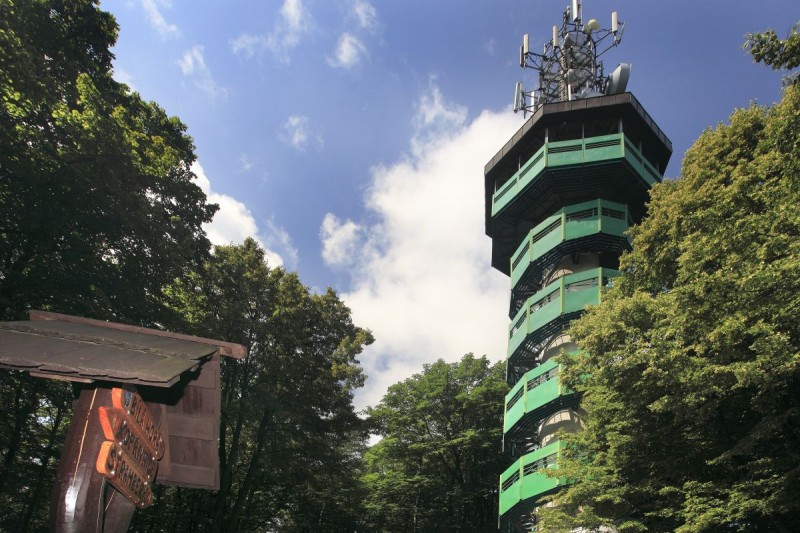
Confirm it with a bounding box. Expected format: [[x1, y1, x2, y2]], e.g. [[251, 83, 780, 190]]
[[498, 441, 565, 516], [491, 133, 661, 217], [509, 199, 630, 289], [507, 268, 619, 359]]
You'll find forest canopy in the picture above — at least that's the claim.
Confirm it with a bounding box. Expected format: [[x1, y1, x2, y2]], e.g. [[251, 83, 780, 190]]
[[0, 0, 217, 325], [0, 2, 376, 530]]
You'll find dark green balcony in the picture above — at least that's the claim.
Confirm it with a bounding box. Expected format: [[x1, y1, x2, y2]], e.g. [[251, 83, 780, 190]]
[[487, 130, 666, 276], [503, 360, 579, 445], [492, 133, 660, 220], [499, 441, 565, 517], [484, 95, 672, 276], [509, 199, 630, 316], [508, 268, 618, 369]]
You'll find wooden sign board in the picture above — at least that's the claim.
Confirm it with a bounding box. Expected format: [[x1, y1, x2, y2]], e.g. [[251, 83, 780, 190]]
[[144, 354, 223, 489], [0, 311, 247, 532]]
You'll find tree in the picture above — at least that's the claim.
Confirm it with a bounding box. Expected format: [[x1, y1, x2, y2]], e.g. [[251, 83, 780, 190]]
[[362, 354, 508, 532], [539, 46, 800, 533], [132, 238, 374, 532], [0, 2, 216, 529], [0, 372, 72, 531], [745, 22, 800, 74], [0, 0, 217, 325]]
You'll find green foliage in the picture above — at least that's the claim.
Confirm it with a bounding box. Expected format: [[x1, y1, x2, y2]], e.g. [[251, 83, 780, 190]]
[[540, 81, 800, 531], [133, 239, 374, 532], [0, 2, 217, 529], [0, 0, 216, 325], [745, 22, 800, 73], [362, 354, 508, 532], [1, 2, 373, 531]]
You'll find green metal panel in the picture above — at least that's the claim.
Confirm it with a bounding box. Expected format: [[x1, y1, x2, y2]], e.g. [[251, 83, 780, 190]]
[[503, 359, 563, 433], [492, 146, 549, 217], [584, 136, 626, 163], [510, 200, 628, 298], [546, 134, 624, 167], [509, 212, 562, 285], [504, 384, 527, 432], [507, 268, 619, 359], [509, 199, 630, 290], [565, 219, 597, 238], [622, 137, 661, 186], [498, 441, 565, 516], [492, 133, 660, 218], [533, 224, 564, 259]]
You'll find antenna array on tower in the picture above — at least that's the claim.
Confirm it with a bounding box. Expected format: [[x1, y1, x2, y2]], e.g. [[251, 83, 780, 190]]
[[514, 0, 628, 117]]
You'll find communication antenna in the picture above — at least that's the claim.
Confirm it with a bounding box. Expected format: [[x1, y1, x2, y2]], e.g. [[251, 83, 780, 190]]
[[513, 0, 628, 117]]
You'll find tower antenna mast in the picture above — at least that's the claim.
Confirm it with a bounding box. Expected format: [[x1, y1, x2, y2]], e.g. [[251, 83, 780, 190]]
[[514, 0, 629, 117]]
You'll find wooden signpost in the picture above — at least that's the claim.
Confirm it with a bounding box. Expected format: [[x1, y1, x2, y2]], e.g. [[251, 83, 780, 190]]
[[0, 311, 247, 532]]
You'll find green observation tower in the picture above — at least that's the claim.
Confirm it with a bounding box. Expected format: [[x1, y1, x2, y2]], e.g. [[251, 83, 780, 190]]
[[484, 2, 671, 530]]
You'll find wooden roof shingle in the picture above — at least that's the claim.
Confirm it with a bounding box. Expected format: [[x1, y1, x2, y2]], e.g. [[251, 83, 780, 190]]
[[0, 311, 246, 387]]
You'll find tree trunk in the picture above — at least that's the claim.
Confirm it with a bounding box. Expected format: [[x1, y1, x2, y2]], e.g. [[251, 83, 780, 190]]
[[0, 377, 42, 496], [227, 407, 273, 530], [211, 355, 254, 531], [18, 398, 67, 531]]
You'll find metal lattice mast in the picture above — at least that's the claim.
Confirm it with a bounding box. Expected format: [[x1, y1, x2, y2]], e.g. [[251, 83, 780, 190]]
[[514, 0, 628, 116]]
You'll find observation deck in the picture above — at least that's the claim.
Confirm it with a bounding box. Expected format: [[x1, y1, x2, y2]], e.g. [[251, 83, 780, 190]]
[[499, 441, 565, 517], [509, 199, 630, 316], [491, 7, 673, 531], [503, 359, 579, 444], [484, 93, 671, 275], [507, 268, 618, 368]]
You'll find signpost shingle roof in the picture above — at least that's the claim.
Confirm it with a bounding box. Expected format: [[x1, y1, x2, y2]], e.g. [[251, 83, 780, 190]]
[[0, 311, 245, 387]]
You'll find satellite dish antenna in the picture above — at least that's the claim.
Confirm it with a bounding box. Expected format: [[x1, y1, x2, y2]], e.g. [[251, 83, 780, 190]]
[[585, 19, 600, 33], [606, 63, 631, 94]]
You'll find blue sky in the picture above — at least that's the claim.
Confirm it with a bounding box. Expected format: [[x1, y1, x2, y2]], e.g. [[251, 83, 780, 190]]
[[105, 0, 795, 409]]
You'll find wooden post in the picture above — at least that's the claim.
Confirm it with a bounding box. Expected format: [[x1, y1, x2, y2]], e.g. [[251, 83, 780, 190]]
[[50, 384, 164, 532], [50, 387, 135, 532]]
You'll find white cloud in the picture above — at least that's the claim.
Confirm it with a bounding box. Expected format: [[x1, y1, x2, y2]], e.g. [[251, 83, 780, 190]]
[[112, 67, 135, 91], [231, 0, 312, 63], [320, 213, 363, 267], [191, 161, 287, 268], [177, 46, 226, 98], [352, 0, 378, 31], [140, 0, 179, 38], [410, 79, 468, 156], [230, 33, 265, 59], [319, 84, 521, 410], [239, 154, 254, 173], [177, 46, 202, 75], [262, 218, 299, 268], [327, 33, 367, 69], [269, 0, 312, 61], [280, 0, 306, 29], [279, 115, 321, 151]]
